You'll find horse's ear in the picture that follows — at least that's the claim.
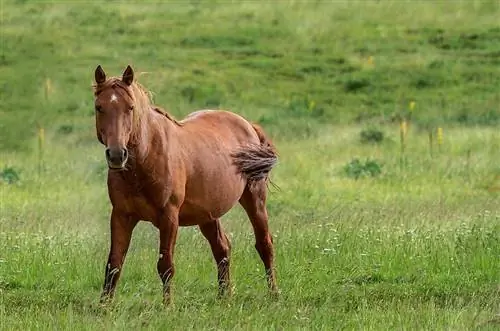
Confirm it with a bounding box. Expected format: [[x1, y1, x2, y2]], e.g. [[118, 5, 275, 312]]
[[122, 65, 134, 86], [95, 65, 106, 84]]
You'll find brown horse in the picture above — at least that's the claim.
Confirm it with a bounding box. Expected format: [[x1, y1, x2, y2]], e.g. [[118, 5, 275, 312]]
[[92, 65, 279, 304]]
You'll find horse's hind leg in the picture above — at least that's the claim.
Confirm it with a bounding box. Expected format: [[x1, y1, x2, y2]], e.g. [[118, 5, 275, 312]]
[[199, 219, 232, 297], [239, 181, 278, 296]]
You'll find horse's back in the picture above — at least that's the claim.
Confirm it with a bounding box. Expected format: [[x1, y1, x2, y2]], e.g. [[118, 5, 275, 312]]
[[182, 109, 255, 134]]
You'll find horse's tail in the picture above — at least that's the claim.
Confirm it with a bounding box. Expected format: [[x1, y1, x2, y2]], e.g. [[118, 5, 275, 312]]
[[231, 123, 278, 185]]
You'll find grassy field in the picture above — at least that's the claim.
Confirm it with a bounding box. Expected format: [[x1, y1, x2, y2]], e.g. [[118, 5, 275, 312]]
[[1, 1, 500, 330]]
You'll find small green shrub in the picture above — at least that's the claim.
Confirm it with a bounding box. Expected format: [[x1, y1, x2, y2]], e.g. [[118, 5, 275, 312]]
[[57, 124, 74, 135], [343, 158, 383, 179], [286, 95, 324, 118], [455, 108, 500, 126], [360, 127, 385, 144], [0, 167, 20, 184], [343, 78, 370, 93]]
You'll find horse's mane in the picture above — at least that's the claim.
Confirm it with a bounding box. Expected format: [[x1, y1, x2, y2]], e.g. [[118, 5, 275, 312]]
[[92, 77, 182, 128]]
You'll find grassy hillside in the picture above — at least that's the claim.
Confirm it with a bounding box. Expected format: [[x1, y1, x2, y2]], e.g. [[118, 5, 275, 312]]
[[2, 0, 500, 150], [1, 1, 500, 330]]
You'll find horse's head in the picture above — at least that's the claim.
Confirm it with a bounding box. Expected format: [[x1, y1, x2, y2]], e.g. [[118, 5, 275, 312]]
[[93, 65, 136, 170]]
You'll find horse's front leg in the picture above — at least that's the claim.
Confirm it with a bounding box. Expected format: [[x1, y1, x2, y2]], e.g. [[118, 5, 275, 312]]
[[156, 205, 180, 305], [100, 208, 138, 304]]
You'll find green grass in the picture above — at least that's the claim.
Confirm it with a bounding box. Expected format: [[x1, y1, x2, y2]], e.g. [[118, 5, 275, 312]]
[[1, 1, 500, 330]]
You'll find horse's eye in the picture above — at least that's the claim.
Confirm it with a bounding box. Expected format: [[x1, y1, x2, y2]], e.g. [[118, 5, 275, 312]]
[[95, 105, 103, 113]]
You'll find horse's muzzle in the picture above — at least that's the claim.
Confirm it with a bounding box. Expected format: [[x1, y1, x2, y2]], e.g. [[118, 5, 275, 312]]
[[105, 147, 128, 169]]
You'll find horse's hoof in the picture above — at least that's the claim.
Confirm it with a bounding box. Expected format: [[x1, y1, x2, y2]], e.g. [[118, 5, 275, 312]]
[[217, 284, 234, 300], [269, 288, 280, 300], [163, 295, 173, 307], [99, 294, 113, 307]]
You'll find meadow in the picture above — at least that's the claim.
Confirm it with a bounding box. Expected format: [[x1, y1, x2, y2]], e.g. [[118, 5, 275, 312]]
[[1, 1, 500, 330]]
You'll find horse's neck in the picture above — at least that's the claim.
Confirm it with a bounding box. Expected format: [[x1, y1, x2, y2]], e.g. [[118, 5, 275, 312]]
[[127, 107, 176, 176]]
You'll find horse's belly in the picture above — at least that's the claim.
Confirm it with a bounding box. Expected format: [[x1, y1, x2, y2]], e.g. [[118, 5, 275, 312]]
[[180, 172, 246, 225]]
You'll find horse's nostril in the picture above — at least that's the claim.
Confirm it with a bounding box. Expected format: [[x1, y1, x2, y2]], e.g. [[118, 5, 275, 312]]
[[123, 149, 128, 160], [105, 148, 111, 160]]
